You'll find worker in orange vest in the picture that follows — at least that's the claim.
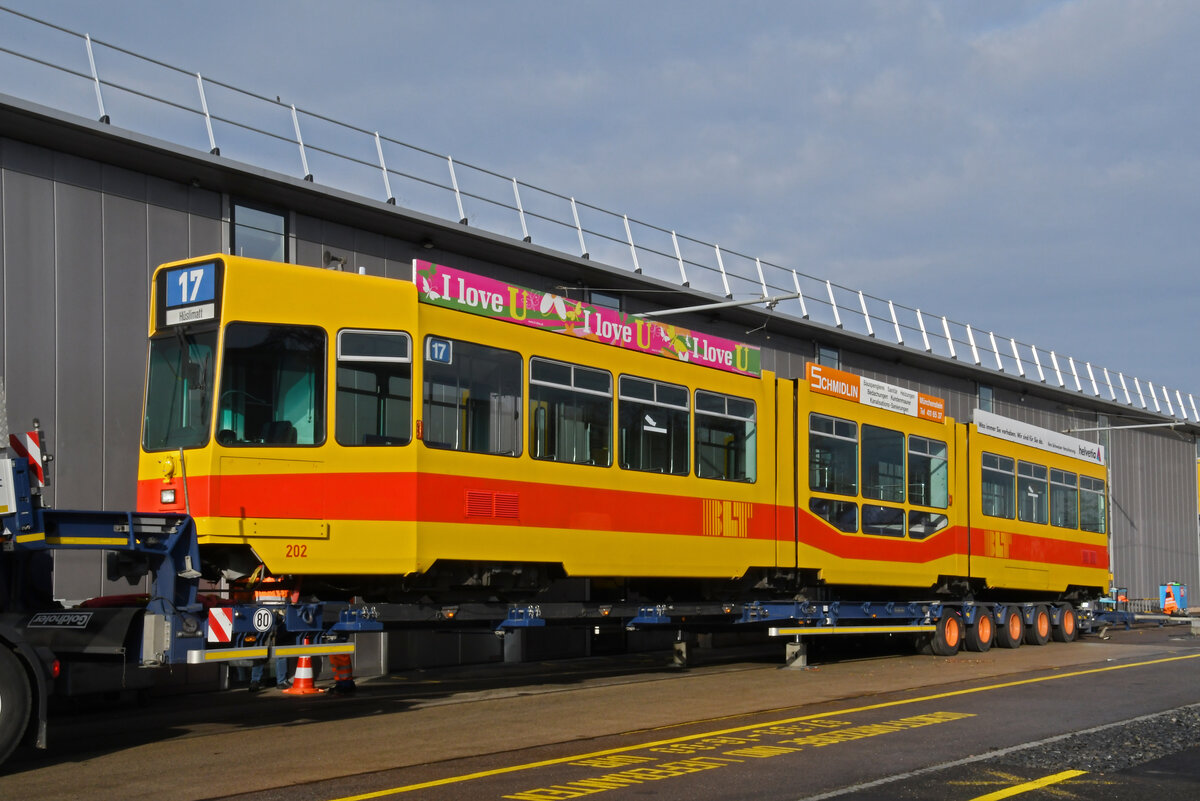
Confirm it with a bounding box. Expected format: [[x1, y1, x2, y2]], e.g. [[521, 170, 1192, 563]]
[[249, 569, 292, 692], [327, 651, 356, 695]]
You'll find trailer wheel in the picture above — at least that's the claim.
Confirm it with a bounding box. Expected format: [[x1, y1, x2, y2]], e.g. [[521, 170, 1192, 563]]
[[1052, 604, 1078, 643], [930, 611, 962, 656], [964, 611, 993, 653], [1024, 605, 1051, 646], [995, 608, 1023, 649], [0, 647, 32, 766]]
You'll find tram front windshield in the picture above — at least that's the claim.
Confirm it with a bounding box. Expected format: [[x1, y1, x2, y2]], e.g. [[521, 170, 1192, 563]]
[[143, 329, 217, 450]]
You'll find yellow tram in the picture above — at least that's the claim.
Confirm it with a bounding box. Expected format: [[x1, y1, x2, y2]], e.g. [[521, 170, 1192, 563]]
[[137, 255, 1108, 612]]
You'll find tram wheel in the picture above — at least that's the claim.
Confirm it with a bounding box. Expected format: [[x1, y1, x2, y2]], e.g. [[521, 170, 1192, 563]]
[[995, 608, 1023, 649], [1052, 604, 1078, 643], [964, 610, 994, 653], [930, 610, 963, 657], [1024, 605, 1051, 646]]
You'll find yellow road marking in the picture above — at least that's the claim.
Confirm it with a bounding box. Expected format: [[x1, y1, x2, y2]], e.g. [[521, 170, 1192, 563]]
[[327, 652, 1200, 801], [968, 769, 1087, 800]]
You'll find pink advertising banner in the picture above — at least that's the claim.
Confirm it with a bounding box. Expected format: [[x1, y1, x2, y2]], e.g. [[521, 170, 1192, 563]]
[[413, 260, 761, 377]]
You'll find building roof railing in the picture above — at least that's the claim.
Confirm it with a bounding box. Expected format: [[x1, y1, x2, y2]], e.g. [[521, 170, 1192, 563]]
[[1, 6, 1196, 425]]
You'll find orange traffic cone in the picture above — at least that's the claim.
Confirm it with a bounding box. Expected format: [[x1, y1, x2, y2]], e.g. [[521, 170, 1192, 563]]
[[283, 641, 324, 696], [1164, 586, 1179, 615]]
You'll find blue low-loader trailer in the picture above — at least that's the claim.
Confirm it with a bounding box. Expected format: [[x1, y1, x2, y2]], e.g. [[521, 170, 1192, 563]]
[[0, 374, 1159, 767], [0, 390, 380, 766]]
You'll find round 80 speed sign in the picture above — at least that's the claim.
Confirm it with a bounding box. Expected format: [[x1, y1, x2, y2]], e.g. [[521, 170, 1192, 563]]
[[252, 607, 275, 632]]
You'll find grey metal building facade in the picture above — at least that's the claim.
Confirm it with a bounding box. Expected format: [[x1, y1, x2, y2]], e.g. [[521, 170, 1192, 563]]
[[1, 91, 1197, 607]]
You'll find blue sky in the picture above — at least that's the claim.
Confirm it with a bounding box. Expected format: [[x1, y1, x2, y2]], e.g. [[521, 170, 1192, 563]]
[[3, 1, 1198, 409]]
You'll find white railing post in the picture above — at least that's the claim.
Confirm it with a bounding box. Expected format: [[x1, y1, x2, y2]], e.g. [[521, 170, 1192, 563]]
[[966, 325, 980, 365], [1049, 351, 1065, 387], [889, 301, 903, 344], [511, 180, 530, 242], [715, 245, 732, 298], [1133, 378, 1147, 409], [623, 215, 641, 274], [85, 34, 109, 123], [375, 133, 395, 204], [672, 231, 689, 286], [196, 74, 218, 155], [941, 317, 956, 359], [1146, 381, 1162, 413], [571, 198, 588, 259], [1067, 357, 1082, 392], [791, 271, 809, 319], [447, 157, 467, 224], [754, 258, 768, 298], [827, 282, 843, 328], [988, 331, 1002, 371], [1032, 349, 1046, 383], [1102, 368, 1117, 401], [1010, 339, 1025, 377], [858, 291, 874, 337], [917, 310, 931, 352], [291, 105, 313, 181]]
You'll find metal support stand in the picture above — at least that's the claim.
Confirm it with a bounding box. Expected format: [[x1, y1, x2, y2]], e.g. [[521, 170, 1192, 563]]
[[672, 638, 690, 667], [784, 638, 809, 669], [503, 628, 526, 663]]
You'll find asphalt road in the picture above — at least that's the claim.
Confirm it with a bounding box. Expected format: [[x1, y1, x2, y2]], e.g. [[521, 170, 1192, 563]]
[[2, 624, 1199, 801]]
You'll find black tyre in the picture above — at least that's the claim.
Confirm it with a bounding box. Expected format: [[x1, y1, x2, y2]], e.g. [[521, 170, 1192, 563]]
[[964, 610, 994, 653], [1024, 605, 1051, 646], [930, 611, 963, 656], [995, 607, 1023, 649], [1052, 604, 1078, 643], [0, 646, 32, 766]]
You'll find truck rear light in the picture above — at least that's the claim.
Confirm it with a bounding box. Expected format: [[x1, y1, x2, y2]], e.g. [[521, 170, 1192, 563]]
[[161, 489, 176, 504]]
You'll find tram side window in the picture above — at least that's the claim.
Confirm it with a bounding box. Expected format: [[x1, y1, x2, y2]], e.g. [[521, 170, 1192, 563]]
[[143, 330, 217, 451], [908, 435, 948, 508], [980, 452, 1015, 519], [530, 358, 612, 466], [908, 511, 949, 540], [336, 330, 412, 446], [695, 391, 756, 482], [862, 424, 904, 503], [1050, 469, 1079, 529], [1079, 476, 1106, 533], [1017, 462, 1048, 524], [216, 323, 325, 446], [618, 376, 689, 475], [423, 337, 522, 456], [809, 414, 857, 496], [810, 498, 857, 533], [863, 504, 906, 537]]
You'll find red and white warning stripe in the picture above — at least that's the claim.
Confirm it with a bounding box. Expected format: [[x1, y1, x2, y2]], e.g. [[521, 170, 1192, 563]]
[[207, 607, 234, 643], [9, 430, 44, 487]]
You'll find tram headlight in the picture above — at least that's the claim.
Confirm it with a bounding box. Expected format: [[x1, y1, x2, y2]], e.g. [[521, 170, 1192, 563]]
[[161, 488, 177, 505]]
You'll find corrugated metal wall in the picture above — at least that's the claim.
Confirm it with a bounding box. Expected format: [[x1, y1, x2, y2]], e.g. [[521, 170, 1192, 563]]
[[1107, 427, 1199, 603], [3, 127, 1198, 604], [1, 138, 223, 600], [1, 140, 221, 511]]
